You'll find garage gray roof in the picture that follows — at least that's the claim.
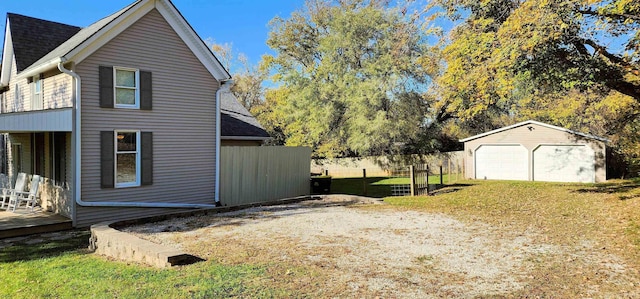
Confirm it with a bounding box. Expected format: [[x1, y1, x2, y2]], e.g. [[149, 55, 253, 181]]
[[459, 120, 609, 143]]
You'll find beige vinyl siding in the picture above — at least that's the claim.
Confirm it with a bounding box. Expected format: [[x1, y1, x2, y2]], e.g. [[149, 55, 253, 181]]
[[1, 57, 73, 113], [4, 56, 29, 113], [42, 69, 73, 110], [220, 146, 311, 207], [463, 123, 606, 182], [74, 9, 218, 227]]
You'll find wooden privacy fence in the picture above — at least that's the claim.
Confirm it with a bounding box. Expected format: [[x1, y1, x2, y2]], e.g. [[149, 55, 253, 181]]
[[220, 146, 311, 207]]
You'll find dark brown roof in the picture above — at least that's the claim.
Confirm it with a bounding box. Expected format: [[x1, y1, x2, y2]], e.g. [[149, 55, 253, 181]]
[[7, 13, 81, 72]]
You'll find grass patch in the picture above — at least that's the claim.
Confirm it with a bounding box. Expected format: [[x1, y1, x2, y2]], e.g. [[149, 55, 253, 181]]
[[383, 179, 640, 296], [0, 231, 90, 263], [372, 174, 458, 185], [2, 179, 640, 297], [0, 232, 292, 298], [329, 177, 394, 197], [330, 174, 460, 197]]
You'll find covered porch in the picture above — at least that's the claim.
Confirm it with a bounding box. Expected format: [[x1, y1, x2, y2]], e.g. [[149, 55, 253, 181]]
[[0, 109, 75, 234], [0, 131, 73, 216]]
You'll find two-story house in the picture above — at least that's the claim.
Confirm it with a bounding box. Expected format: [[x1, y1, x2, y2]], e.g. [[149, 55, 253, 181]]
[[0, 0, 233, 227]]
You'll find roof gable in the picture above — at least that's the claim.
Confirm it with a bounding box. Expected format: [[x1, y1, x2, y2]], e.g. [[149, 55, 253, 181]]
[[19, 2, 137, 77], [7, 13, 81, 72], [7, 0, 230, 81], [459, 120, 609, 143]]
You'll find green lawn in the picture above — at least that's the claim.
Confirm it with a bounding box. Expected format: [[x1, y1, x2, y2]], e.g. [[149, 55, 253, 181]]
[[0, 232, 291, 298], [328, 174, 458, 197], [2, 179, 639, 297]]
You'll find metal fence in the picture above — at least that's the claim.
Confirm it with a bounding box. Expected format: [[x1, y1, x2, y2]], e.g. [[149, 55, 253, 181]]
[[321, 152, 465, 197], [312, 151, 464, 180], [220, 146, 311, 207]]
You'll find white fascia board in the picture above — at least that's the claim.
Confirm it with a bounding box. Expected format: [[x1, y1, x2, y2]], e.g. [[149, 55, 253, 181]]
[[16, 57, 63, 80], [459, 120, 610, 143], [65, 0, 154, 64], [0, 22, 14, 87], [155, 0, 231, 81]]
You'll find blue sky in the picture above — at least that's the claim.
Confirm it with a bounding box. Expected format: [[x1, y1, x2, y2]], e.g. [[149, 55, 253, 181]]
[[1, 0, 303, 70]]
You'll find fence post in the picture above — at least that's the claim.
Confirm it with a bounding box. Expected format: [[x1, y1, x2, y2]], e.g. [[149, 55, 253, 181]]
[[409, 165, 416, 196], [440, 165, 443, 185], [426, 165, 430, 195], [362, 169, 367, 196], [448, 158, 452, 184], [324, 169, 329, 176]]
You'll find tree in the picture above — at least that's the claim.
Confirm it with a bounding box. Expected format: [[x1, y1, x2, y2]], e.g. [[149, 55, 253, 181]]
[[430, 0, 640, 172], [433, 0, 640, 134], [262, 0, 439, 158], [209, 40, 268, 111]]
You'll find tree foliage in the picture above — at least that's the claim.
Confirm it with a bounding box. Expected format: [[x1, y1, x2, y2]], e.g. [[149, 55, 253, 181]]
[[435, 0, 640, 132], [259, 0, 439, 158], [431, 0, 640, 171], [209, 41, 268, 111]]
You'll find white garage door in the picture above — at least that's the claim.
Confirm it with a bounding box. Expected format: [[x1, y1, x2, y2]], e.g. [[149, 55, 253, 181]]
[[533, 145, 595, 183], [475, 145, 528, 180]]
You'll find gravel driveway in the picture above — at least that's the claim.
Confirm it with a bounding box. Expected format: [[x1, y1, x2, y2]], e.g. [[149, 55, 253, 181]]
[[125, 195, 637, 298]]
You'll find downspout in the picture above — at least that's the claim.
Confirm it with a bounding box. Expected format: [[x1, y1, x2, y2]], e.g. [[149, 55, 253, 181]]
[[58, 61, 218, 209], [215, 79, 232, 206]]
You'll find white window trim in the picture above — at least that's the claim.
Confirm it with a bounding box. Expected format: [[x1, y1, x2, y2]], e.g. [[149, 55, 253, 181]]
[[31, 75, 43, 110], [113, 67, 140, 109], [114, 130, 141, 188]]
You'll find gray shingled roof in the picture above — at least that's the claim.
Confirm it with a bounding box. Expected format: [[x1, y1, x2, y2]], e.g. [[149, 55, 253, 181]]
[[220, 92, 270, 139], [19, 2, 138, 75], [7, 13, 81, 72], [5, 1, 267, 139]]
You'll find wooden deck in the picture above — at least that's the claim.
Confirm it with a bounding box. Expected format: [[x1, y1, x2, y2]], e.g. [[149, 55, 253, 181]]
[[0, 208, 72, 239]]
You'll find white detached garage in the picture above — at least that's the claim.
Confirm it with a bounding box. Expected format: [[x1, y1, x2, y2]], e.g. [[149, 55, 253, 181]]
[[461, 120, 608, 183]]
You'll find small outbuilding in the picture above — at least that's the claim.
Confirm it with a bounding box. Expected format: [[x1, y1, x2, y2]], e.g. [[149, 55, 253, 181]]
[[460, 120, 608, 183]]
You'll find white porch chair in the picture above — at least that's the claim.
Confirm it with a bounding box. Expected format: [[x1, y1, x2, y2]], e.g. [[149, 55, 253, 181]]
[[1, 172, 27, 209], [7, 174, 41, 212]]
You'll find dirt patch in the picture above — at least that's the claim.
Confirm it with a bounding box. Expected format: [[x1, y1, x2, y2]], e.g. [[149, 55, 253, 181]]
[[124, 195, 638, 297]]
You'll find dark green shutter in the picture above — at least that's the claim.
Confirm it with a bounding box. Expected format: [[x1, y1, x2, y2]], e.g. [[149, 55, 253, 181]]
[[99, 66, 114, 108], [141, 132, 153, 185], [100, 131, 114, 188], [140, 71, 152, 110]]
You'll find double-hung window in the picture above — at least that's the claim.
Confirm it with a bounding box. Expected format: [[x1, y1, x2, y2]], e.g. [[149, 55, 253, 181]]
[[100, 66, 151, 110], [115, 131, 140, 187], [114, 67, 139, 108], [101, 130, 152, 189]]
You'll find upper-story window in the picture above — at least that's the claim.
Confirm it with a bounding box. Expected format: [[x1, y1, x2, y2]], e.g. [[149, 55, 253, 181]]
[[31, 75, 43, 110], [100, 66, 151, 110], [114, 67, 139, 108]]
